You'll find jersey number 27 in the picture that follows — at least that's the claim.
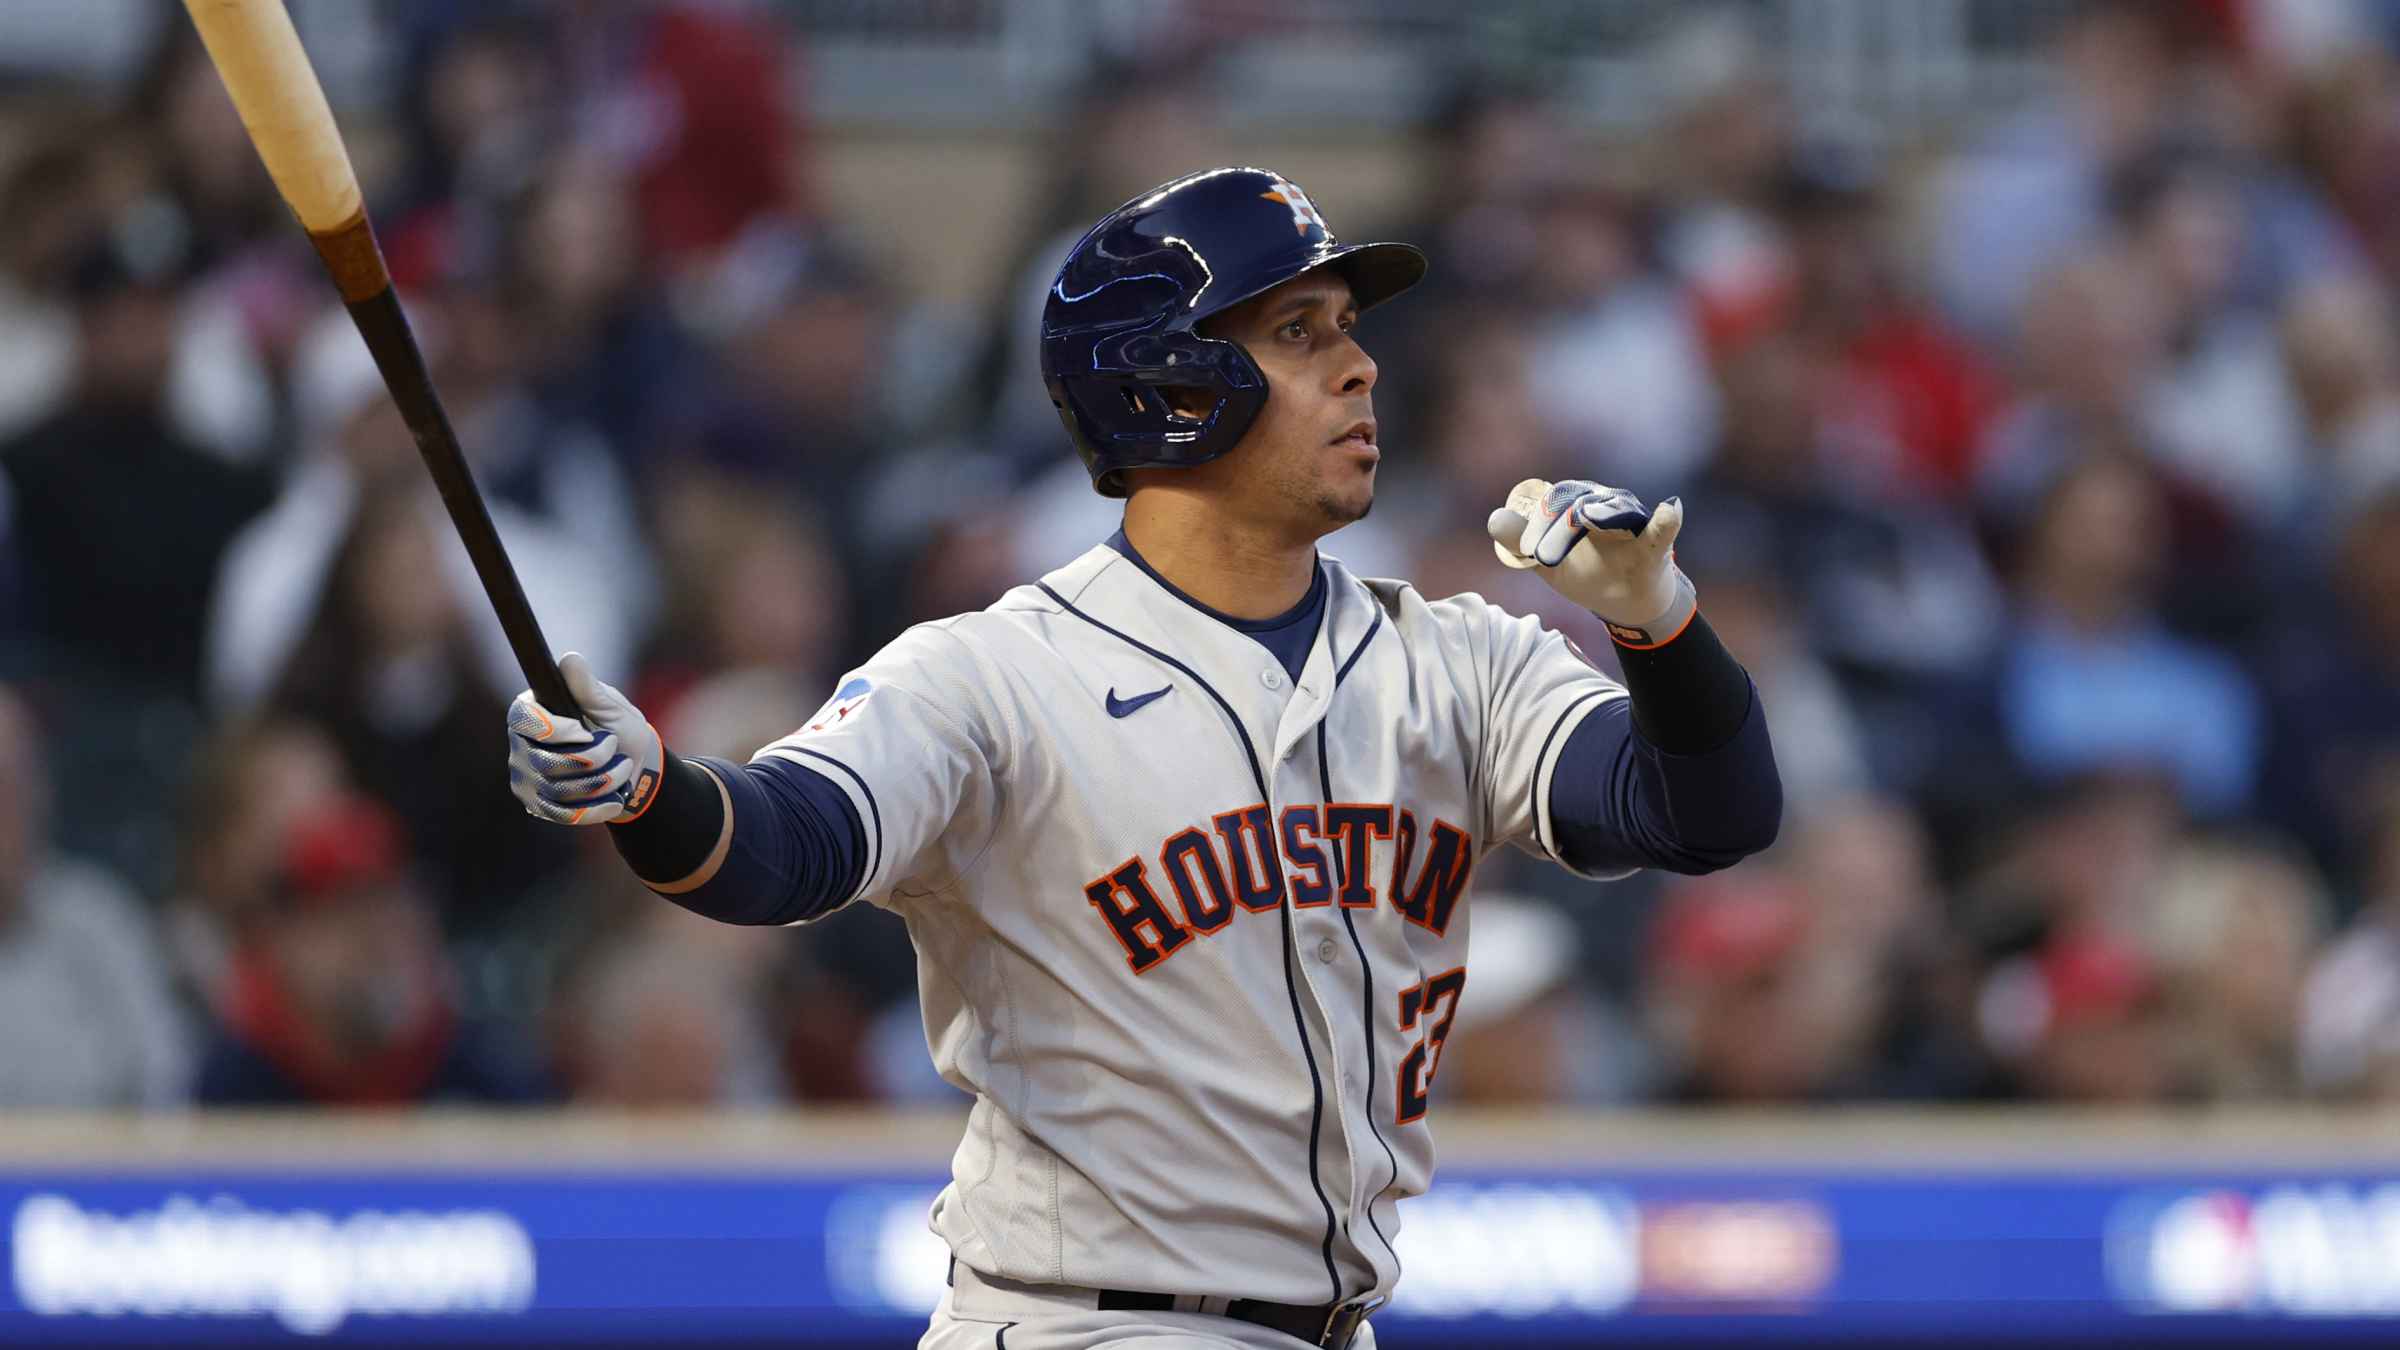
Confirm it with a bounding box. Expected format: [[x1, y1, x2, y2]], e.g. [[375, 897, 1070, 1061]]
[[1395, 967, 1466, 1125]]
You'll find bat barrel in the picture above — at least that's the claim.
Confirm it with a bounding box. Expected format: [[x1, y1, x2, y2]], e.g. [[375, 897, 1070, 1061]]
[[181, 0, 361, 233]]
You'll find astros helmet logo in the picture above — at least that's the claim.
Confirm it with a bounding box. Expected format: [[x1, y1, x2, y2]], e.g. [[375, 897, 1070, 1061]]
[[1260, 178, 1328, 237]]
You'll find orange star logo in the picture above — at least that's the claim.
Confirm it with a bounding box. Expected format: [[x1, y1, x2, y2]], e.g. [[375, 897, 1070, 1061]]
[[1260, 179, 1328, 237]]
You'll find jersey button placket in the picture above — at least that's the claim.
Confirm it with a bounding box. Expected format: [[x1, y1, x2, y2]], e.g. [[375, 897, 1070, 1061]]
[[1315, 937, 1338, 964], [1260, 668, 1285, 691]]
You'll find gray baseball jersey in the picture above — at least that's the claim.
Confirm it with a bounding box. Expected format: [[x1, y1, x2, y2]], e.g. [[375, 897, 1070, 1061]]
[[758, 542, 1626, 1307]]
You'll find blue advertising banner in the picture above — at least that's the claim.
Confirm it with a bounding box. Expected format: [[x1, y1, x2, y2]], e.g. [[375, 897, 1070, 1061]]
[[5, 1165, 2400, 1345]]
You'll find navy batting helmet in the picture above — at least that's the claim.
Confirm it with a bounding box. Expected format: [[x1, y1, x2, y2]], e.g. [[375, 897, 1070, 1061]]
[[1039, 167, 1426, 498]]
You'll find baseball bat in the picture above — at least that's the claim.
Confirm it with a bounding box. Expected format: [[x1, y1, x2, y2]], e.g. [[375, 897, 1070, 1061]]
[[180, 0, 582, 719]]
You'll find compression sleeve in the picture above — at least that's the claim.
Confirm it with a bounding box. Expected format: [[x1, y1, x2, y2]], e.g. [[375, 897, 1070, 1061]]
[[1547, 614, 1783, 875], [607, 748, 868, 925]]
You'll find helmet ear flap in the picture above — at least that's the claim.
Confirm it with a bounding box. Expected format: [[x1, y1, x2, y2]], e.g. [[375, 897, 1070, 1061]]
[[1056, 328, 1269, 497]]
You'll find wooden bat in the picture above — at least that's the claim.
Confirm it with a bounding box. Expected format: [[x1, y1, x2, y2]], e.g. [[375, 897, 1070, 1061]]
[[181, 0, 582, 719]]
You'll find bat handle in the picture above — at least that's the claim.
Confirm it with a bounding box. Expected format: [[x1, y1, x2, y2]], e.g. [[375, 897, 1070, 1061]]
[[312, 219, 585, 722]]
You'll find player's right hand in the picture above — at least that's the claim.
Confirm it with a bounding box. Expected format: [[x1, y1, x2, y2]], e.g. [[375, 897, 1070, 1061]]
[[507, 652, 665, 826], [1487, 477, 1698, 646]]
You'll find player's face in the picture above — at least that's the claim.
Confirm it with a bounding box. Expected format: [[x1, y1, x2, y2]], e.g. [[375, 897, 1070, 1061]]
[[1187, 271, 1381, 536]]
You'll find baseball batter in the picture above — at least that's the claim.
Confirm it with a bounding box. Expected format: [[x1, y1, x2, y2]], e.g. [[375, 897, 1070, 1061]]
[[507, 167, 1781, 1349]]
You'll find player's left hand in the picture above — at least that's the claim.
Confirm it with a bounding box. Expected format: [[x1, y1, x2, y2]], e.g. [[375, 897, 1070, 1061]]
[[1487, 477, 1698, 646], [506, 652, 665, 826]]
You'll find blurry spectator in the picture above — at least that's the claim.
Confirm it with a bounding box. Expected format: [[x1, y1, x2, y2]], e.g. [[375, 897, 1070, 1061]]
[[1370, 79, 1574, 449], [0, 686, 191, 1107], [166, 716, 350, 1010], [2286, 49, 2400, 291], [640, 478, 852, 717], [2281, 278, 2400, 513], [1396, 79, 1574, 306], [1785, 796, 1993, 1099], [1644, 799, 1985, 1105], [0, 200, 274, 700], [196, 795, 547, 1105], [1644, 873, 1862, 1103], [2109, 146, 2309, 519], [1977, 252, 2170, 518], [1646, 7, 1798, 356], [1978, 926, 2175, 1103], [2300, 909, 2400, 1099], [1697, 334, 2003, 693], [416, 263, 651, 572], [1406, 313, 1559, 520], [208, 308, 637, 715], [1925, 0, 2182, 340], [550, 931, 786, 1108], [1521, 182, 1720, 496], [1930, 0, 2352, 339], [554, 0, 805, 273], [678, 229, 897, 522], [2148, 835, 2327, 1100], [504, 151, 700, 471], [0, 142, 91, 445], [1444, 895, 1582, 1103], [2259, 482, 2400, 889], [0, 125, 275, 464], [2299, 801, 2400, 1098], [133, 25, 287, 269], [1960, 772, 2184, 942], [1996, 456, 2262, 816], [382, 12, 560, 286], [1775, 152, 2003, 503], [132, 22, 319, 414], [261, 499, 576, 926]]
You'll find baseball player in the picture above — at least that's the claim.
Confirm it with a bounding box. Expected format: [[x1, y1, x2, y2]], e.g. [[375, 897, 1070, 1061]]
[[507, 167, 1781, 1349]]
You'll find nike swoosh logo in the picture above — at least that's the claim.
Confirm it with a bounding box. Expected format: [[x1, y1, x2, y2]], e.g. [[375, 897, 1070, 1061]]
[[1106, 686, 1171, 718]]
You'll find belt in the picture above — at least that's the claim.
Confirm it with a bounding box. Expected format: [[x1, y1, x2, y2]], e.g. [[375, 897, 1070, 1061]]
[[947, 1259, 1381, 1349], [1097, 1287, 1380, 1348]]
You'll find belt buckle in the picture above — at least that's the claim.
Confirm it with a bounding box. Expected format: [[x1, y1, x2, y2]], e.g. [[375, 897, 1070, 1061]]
[[1317, 1295, 1383, 1348]]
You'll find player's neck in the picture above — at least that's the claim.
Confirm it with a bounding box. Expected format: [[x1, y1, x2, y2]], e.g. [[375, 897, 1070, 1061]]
[[1120, 494, 1317, 621]]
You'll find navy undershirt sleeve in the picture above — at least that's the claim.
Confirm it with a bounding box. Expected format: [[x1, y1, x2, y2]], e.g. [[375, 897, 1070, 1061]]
[[608, 749, 868, 925], [1547, 615, 1783, 876]]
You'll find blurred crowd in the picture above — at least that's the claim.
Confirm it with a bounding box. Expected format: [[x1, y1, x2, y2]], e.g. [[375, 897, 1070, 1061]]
[[5, 0, 2400, 1113]]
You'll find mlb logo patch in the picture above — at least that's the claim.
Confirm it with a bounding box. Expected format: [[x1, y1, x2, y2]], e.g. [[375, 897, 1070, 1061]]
[[800, 676, 874, 735]]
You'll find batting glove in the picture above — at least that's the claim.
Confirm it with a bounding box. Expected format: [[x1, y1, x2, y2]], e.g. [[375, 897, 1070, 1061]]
[[507, 652, 665, 826], [1487, 477, 1698, 646]]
